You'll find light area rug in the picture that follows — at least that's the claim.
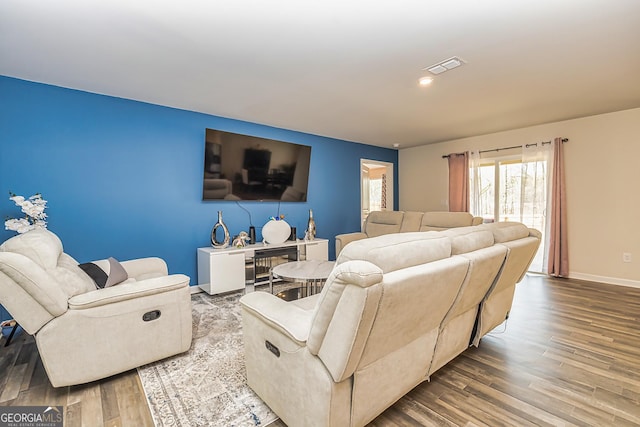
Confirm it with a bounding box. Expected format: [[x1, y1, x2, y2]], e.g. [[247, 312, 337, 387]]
[[137, 290, 279, 427]]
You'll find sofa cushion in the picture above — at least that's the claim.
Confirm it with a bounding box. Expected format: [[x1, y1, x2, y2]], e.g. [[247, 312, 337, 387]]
[[399, 211, 423, 232], [307, 260, 384, 381], [338, 232, 451, 273], [55, 253, 102, 296], [0, 228, 63, 270], [419, 211, 475, 231], [79, 257, 129, 289], [0, 252, 69, 319], [1, 229, 96, 298], [479, 221, 531, 242], [441, 228, 495, 255], [364, 211, 404, 237], [335, 210, 484, 256]]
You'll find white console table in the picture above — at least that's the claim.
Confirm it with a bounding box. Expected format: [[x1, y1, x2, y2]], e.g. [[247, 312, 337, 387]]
[[197, 238, 328, 295]]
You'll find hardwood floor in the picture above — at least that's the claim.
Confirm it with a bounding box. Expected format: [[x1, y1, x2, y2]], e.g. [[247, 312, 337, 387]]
[[1, 275, 639, 426], [0, 336, 154, 426]]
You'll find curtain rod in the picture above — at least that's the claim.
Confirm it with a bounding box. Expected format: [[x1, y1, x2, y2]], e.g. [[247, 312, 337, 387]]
[[442, 138, 568, 159]]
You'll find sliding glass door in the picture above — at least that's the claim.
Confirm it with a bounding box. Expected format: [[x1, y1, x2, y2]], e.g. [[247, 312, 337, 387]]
[[471, 155, 549, 272]]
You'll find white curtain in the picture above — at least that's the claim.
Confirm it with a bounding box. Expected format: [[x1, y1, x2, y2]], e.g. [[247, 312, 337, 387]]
[[469, 150, 488, 220], [521, 142, 554, 272]]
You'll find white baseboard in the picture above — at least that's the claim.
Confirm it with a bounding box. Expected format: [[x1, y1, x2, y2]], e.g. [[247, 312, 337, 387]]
[[569, 272, 640, 289]]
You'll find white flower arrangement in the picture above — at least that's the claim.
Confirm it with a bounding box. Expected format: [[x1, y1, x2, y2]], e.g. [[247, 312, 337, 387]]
[[4, 192, 48, 234]]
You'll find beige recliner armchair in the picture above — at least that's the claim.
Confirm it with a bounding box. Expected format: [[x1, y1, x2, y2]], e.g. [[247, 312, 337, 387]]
[[0, 229, 192, 387]]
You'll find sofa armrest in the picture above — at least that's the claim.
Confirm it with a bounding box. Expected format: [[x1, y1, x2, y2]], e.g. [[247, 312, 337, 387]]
[[91, 257, 169, 281], [68, 274, 189, 310], [335, 232, 367, 256], [240, 292, 312, 344], [121, 257, 168, 280], [528, 228, 542, 239]]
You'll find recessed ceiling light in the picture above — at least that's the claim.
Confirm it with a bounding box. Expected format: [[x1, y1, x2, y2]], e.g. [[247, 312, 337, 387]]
[[424, 56, 466, 75], [418, 76, 433, 86], [393, 143, 400, 148]]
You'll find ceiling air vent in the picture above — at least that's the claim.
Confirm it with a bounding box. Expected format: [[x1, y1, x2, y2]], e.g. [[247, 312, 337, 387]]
[[424, 57, 465, 75]]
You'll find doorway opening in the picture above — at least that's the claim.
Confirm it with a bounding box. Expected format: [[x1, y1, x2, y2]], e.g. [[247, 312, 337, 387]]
[[360, 159, 394, 229]]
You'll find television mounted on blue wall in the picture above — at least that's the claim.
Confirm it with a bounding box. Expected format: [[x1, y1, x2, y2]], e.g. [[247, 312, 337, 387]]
[[203, 128, 311, 202]]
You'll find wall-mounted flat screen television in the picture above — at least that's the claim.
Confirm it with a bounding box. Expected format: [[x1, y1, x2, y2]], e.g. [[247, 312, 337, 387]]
[[203, 128, 312, 202]]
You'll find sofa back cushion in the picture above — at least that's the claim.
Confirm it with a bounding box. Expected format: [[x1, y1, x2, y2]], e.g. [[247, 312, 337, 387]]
[[357, 255, 469, 367], [479, 221, 534, 242], [439, 243, 508, 327], [307, 260, 384, 382], [0, 230, 76, 333], [0, 229, 95, 299], [1, 228, 63, 270], [419, 211, 475, 231], [0, 251, 69, 334], [477, 222, 540, 283], [349, 255, 470, 425], [399, 211, 423, 232], [479, 222, 541, 292], [337, 232, 451, 273], [441, 228, 495, 254], [363, 211, 404, 237]]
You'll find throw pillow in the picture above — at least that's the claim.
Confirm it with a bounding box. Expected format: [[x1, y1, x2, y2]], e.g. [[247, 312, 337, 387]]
[[79, 257, 128, 289]]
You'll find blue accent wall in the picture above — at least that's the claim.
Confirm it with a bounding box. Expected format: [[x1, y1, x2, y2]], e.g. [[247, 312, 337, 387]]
[[0, 76, 397, 302]]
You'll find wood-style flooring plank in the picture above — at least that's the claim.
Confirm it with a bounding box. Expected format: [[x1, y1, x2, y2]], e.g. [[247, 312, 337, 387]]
[[79, 383, 105, 427], [65, 402, 82, 427], [100, 378, 122, 425], [112, 371, 154, 427], [0, 363, 27, 403]]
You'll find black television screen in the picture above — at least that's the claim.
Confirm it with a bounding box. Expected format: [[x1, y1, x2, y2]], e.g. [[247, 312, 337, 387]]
[[203, 128, 311, 202]]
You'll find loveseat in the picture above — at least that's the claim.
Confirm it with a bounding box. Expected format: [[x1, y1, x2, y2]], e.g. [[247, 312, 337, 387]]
[[240, 222, 540, 427], [335, 210, 483, 255], [0, 229, 193, 387]]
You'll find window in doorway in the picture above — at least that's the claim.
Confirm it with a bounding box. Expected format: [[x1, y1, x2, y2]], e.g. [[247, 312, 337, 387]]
[[361, 160, 394, 228]]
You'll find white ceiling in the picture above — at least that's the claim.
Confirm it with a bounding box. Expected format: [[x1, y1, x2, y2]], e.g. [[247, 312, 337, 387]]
[[2, 0, 640, 149]]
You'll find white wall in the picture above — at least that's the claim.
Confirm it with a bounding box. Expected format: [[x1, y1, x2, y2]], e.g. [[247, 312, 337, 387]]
[[399, 107, 640, 287]]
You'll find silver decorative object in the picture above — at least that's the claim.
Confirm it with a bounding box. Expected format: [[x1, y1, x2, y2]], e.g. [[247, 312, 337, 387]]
[[232, 231, 250, 248], [211, 211, 230, 249], [305, 209, 316, 241]]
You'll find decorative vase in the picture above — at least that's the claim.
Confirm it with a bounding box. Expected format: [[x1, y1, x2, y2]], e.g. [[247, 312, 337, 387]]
[[262, 219, 291, 244], [211, 211, 230, 249], [305, 209, 316, 241]]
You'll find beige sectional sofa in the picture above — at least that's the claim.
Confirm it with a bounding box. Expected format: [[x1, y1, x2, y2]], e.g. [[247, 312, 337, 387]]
[[335, 210, 483, 255], [240, 221, 540, 427]]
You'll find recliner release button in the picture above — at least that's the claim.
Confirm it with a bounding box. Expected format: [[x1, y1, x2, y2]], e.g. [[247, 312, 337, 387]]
[[143, 310, 161, 321], [265, 340, 280, 357]]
